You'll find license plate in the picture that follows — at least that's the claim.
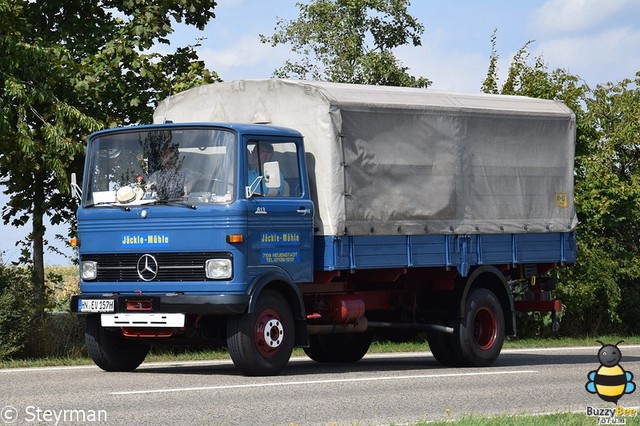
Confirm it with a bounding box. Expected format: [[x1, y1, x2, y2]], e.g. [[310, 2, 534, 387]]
[[79, 299, 115, 313]]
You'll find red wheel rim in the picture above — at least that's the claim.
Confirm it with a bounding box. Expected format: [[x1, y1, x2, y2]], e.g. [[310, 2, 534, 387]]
[[473, 307, 497, 350], [254, 308, 284, 358]]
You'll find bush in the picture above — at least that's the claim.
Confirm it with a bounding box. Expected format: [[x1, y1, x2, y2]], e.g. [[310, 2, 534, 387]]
[[0, 265, 40, 360], [617, 278, 640, 335], [555, 244, 622, 336], [0, 264, 85, 360], [27, 313, 86, 358], [46, 266, 79, 311]]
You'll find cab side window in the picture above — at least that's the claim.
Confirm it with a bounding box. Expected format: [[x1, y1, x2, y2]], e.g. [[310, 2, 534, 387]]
[[247, 141, 301, 197]]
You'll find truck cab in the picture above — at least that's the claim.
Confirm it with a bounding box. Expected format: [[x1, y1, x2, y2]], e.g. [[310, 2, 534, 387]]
[[71, 123, 313, 375]]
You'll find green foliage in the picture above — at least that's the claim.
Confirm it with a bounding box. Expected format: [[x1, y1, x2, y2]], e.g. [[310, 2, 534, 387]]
[[261, 0, 430, 87], [28, 313, 86, 359], [556, 243, 622, 335], [422, 412, 608, 426], [0, 264, 40, 360], [0, 264, 85, 361], [481, 30, 499, 95], [0, 1, 219, 300], [570, 74, 640, 334]]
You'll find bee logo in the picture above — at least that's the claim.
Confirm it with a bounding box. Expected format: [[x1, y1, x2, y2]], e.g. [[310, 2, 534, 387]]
[[586, 340, 636, 404]]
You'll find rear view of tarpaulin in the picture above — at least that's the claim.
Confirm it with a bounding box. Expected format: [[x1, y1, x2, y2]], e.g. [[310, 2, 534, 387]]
[[154, 79, 577, 237]]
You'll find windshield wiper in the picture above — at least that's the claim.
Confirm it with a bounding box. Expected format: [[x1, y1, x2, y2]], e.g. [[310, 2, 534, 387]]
[[153, 199, 197, 210]]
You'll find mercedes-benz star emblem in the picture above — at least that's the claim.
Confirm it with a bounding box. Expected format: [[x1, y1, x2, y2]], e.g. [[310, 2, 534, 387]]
[[137, 254, 159, 281]]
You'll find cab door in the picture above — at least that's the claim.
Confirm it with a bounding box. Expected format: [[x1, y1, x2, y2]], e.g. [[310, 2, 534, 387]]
[[245, 137, 314, 283]]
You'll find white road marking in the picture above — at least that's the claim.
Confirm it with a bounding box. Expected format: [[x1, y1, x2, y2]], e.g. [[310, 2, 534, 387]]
[[110, 369, 538, 395], [502, 344, 640, 353]]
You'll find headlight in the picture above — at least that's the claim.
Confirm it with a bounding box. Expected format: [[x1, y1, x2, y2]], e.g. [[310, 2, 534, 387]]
[[81, 261, 98, 280], [205, 258, 232, 279]]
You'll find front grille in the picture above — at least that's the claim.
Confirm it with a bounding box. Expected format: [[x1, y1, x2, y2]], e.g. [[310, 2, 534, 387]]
[[81, 252, 231, 282]]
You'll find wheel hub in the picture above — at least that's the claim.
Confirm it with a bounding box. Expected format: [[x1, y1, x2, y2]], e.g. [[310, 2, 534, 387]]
[[263, 319, 284, 348], [255, 308, 285, 357], [474, 306, 497, 350]]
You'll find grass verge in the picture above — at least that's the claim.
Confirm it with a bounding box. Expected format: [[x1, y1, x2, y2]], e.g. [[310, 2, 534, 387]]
[[418, 412, 640, 425]]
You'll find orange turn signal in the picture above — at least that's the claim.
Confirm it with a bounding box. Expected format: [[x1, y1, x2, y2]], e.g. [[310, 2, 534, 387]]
[[226, 234, 244, 244], [70, 237, 79, 247]]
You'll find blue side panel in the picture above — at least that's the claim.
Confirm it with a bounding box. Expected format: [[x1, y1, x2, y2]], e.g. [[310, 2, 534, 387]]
[[314, 232, 576, 275], [351, 236, 409, 268], [410, 235, 449, 267], [479, 234, 515, 265], [515, 233, 573, 263]]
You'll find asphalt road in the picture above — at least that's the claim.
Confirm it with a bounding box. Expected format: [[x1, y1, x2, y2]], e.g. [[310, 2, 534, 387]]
[[3, 345, 640, 425]]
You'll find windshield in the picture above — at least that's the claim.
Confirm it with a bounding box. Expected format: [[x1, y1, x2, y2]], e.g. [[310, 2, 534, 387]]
[[84, 127, 236, 207]]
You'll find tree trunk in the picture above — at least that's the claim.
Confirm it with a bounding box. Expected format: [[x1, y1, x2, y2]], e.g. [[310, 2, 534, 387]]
[[32, 176, 46, 309]]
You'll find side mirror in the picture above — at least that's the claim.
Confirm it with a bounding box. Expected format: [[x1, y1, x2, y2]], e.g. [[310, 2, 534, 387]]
[[263, 161, 281, 189], [70, 173, 82, 199], [245, 161, 281, 198]]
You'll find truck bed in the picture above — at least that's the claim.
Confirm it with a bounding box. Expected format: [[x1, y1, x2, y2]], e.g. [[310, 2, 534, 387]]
[[314, 232, 576, 276]]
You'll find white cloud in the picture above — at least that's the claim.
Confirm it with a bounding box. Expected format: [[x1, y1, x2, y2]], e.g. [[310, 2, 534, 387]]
[[396, 27, 506, 93], [196, 35, 290, 80], [399, 45, 489, 93], [532, 0, 635, 34], [533, 27, 640, 85]]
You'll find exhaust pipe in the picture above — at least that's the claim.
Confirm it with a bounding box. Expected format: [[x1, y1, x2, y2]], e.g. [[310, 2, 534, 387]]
[[307, 317, 369, 335], [307, 318, 454, 335], [368, 321, 454, 334]]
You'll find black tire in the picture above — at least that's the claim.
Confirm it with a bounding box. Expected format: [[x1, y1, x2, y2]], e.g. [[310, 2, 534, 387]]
[[85, 315, 150, 372], [302, 335, 329, 362], [452, 288, 505, 367], [427, 326, 459, 366], [227, 290, 294, 376], [303, 332, 373, 363]]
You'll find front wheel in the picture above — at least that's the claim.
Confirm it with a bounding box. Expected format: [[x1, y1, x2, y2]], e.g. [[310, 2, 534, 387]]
[[85, 315, 150, 372], [453, 288, 505, 367], [227, 290, 295, 376]]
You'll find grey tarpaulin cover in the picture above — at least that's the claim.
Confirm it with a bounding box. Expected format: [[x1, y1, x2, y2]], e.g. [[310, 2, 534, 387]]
[[154, 79, 577, 237]]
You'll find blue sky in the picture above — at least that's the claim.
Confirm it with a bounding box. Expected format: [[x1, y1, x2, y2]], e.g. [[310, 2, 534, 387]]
[[1, 0, 639, 265], [178, 0, 640, 91]]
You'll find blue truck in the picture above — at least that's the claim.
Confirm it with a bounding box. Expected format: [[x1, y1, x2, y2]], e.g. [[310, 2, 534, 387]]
[[70, 79, 577, 376]]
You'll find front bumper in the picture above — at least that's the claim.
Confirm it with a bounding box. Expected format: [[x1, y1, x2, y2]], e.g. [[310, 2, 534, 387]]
[[70, 293, 250, 315]]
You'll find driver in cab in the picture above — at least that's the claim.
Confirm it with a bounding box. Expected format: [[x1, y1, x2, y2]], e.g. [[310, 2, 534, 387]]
[[248, 142, 283, 196]]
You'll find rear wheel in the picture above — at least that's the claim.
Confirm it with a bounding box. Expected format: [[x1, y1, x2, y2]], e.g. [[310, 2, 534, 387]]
[[427, 326, 458, 366], [303, 332, 373, 363], [85, 315, 150, 372], [227, 290, 294, 376], [452, 288, 505, 367]]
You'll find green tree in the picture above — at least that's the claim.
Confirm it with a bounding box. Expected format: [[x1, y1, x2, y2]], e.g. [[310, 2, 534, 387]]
[[261, 0, 430, 87], [574, 74, 640, 334], [482, 39, 586, 112], [0, 0, 219, 307]]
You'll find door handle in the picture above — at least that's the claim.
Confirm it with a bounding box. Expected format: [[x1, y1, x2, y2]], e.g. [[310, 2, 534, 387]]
[[297, 207, 311, 215]]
